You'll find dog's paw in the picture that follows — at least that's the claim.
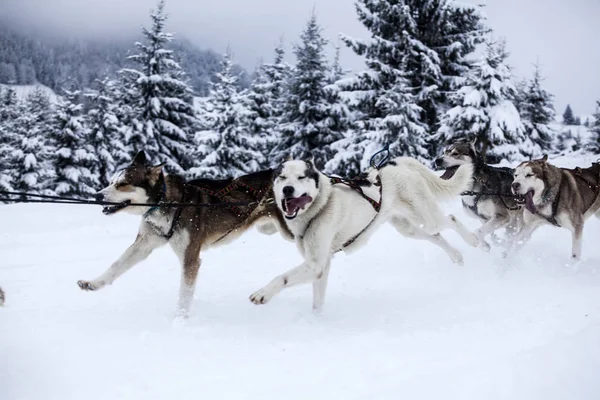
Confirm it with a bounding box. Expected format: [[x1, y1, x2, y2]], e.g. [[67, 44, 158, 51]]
[[467, 233, 480, 248], [249, 286, 276, 305], [450, 251, 464, 266], [77, 280, 98, 291], [480, 240, 491, 252]]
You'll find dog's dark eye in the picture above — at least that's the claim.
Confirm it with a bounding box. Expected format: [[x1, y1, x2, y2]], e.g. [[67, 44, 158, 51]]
[[116, 182, 128, 188], [526, 174, 533, 178], [298, 176, 306, 180], [278, 175, 287, 180]]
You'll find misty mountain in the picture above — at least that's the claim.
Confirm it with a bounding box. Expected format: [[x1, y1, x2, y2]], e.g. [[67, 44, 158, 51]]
[[0, 24, 250, 96]]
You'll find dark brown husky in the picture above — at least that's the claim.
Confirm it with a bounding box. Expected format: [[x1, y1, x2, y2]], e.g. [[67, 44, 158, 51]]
[[77, 151, 291, 317], [510, 155, 600, 260]]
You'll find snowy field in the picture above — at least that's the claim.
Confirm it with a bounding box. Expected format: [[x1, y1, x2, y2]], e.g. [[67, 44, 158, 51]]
[[2, 154, 600, 400]]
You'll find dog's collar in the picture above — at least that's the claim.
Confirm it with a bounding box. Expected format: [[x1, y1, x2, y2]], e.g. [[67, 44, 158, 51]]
[[144, 174, 167, 217]]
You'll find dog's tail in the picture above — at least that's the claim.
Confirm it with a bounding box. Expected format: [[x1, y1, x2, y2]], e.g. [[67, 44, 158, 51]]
[[425, 163, 473, 200], [385, 157, 473, 200]]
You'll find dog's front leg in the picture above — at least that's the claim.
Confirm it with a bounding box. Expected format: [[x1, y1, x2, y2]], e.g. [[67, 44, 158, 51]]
[[175, 239, 202, 318], [249, 259, 328, 305], [503, 217, 543, 258], [312, 260, 331, 311], [78, 233, 165, 291], [571, 221, 584, 261]]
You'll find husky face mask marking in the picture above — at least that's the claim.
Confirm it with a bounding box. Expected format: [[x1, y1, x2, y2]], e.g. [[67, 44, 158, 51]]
[[435, 141, 476, 179], [95, 151, 163, 215], [512, 157, 547, 213], [273, 160, 319, 220]]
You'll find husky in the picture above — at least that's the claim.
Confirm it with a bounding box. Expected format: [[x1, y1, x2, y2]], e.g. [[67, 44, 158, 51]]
[[77, 151, 291, 317], [509, 155, 600, 260], [435, 140, 523, 248], [249, 157, 481, 310]]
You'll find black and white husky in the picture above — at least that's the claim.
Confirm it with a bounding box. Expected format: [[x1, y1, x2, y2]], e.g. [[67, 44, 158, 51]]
[[249, 157, 481, 310], [435, 140, 523, 249]]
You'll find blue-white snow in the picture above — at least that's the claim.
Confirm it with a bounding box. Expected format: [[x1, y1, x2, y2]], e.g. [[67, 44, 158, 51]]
[[2, 154, 600, 400]]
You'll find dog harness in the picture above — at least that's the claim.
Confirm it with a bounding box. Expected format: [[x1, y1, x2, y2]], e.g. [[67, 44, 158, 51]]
[[144, 175, 185, 240], [299, 175, 382, 251], [532, 163, 600, 228]]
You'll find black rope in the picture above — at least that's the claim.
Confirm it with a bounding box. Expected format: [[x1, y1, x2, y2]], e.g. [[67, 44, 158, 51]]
[[460, 190, 517, 199], [0, 191, 260, 208]]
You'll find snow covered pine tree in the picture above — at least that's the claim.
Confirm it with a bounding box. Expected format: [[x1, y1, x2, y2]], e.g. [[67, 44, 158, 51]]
[[121, 0, 197, 173], [562, 104, 576, 125], [190, 50, 263, 179], [6, 88, 55, 196], [48, 89, 99, 198], [327, 0, 487, 176], [518, 63, 556, 155], [588, 100, 600, 152], [436, 40, 526, 163], [246, 38, 292, 167], [84, 78, 129, 187], [274, 11, 343, 170]]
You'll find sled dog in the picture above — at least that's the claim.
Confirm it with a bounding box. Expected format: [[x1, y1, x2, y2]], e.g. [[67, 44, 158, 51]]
[[249, 157, 480, 310], [436, 140, 523, 248], [78, 151, 291, 317], [509, 155, 600, 260]]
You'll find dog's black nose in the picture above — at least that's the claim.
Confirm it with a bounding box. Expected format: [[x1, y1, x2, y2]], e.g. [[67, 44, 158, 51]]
[[95, 192, 104, 202], [511, 182, 521, 191], [434, 158, 444, 167], [282, 186, 295, 197]]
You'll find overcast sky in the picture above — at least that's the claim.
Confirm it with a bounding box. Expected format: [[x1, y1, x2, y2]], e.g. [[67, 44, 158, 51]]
[[2, 0, 599, 116]]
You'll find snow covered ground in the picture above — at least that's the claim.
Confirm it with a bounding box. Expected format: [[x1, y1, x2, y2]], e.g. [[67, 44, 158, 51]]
[[2, 153, 600, 400]]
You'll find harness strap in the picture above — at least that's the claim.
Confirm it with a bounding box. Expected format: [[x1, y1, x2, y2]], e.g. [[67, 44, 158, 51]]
[[535, 188, 561, 227], [299, 176, 382, 251], [329, 176, 382, 212], [194, 178, 268, 219]]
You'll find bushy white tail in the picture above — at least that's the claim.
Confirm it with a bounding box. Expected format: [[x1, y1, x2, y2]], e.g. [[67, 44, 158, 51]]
[[423, 163, 473, 199], [385, 158, 473, 200]]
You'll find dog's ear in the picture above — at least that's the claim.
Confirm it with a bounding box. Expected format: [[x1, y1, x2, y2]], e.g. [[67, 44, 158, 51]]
[[147, 164, 164, 184], [541, 154, 548, 163], [303, 152, 315, 167], [469, 139, 477, 154], [132, 151, 147, 166]]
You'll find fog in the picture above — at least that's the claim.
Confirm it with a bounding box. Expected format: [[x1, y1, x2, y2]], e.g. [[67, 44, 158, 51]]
[[1, 0, 598, 115]]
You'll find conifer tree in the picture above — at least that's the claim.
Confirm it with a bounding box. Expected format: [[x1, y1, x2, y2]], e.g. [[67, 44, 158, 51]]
[[519, 63, 556, 154], [121, 0, 197, 172], [562, 104, 576, 125], [588, 100, 600, 152], [246, 39, 292, 167], [48, 89, 99, 197], [190, 51, 263, 179], [274, 12, 341, 169], [10, 90, 54, 195], [437, 40, 525, 162], [338, 0, 487, 157], [84, 78, 129, 186]]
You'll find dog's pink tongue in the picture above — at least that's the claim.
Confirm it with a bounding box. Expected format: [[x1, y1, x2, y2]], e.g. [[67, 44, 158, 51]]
[[287, 195, 313, 211], [524, 191, 537, 214]]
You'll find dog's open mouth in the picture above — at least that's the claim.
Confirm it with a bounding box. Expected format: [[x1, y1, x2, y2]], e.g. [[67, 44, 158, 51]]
[[102, 200, 131, 215], [440, 165, 459, 180], [281, 194, 313, 219]]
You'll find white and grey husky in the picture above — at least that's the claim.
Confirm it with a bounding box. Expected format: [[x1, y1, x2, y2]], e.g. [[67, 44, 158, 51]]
[[249, 157, 481, 310]]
